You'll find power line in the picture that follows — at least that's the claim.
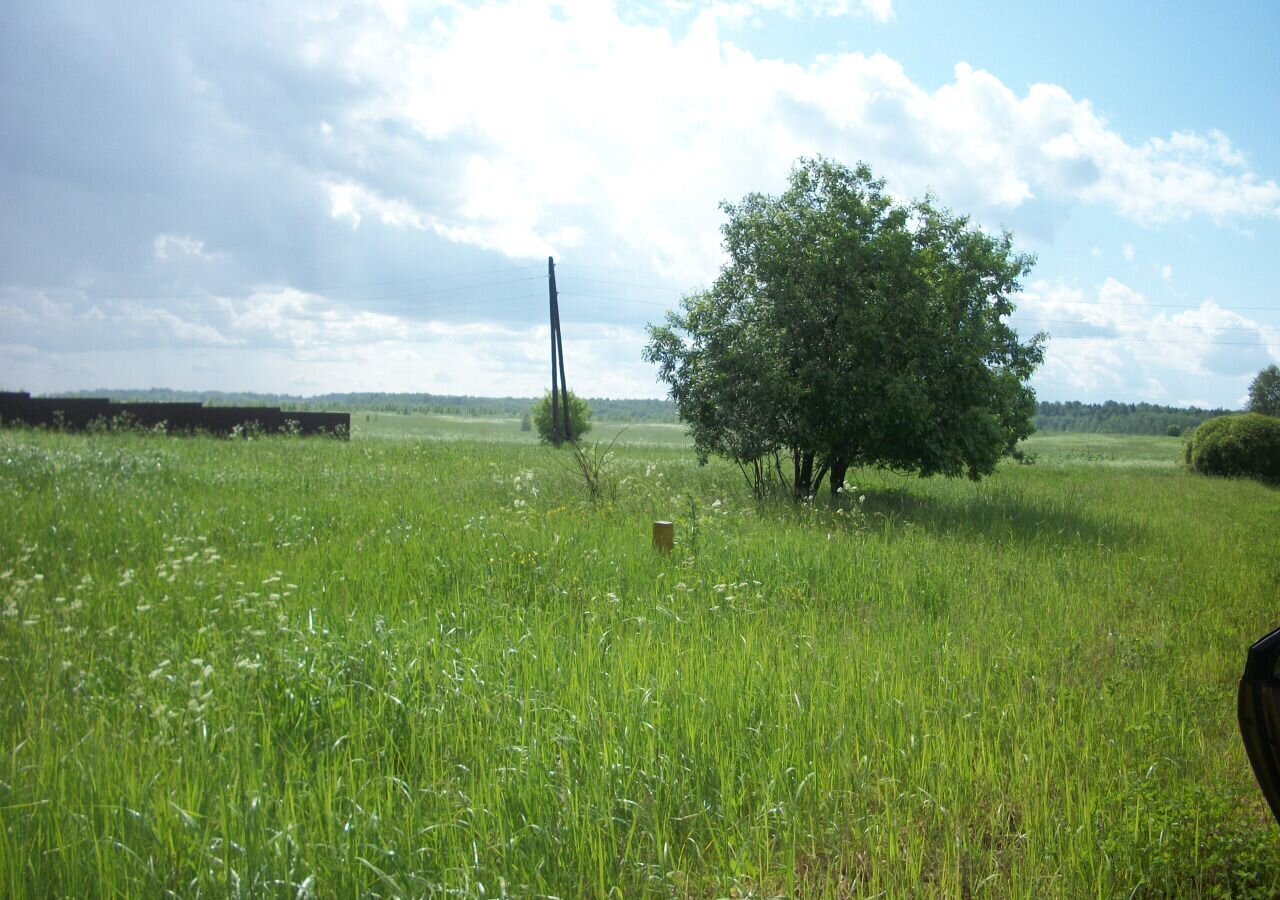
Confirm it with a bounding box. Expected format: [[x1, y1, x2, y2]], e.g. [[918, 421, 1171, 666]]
[[561, 263, 1280, 315], [1015, 317, 1276, 334], [35, 277, 545, 314], [304, 294, 545, 318], [557, 262, 709, 282], [343, 293, 543, 315], [316, 275, 543, 305], [16, 263, 1280, 317], [29, 265, 545, 304], [1021, 298, 1279, 312], [557, 291, 673, 308], [9, 293, 545, 324], [559, 275, 685, 294], [260, 264, 544, 297], [1043, 333, 1275, 347]]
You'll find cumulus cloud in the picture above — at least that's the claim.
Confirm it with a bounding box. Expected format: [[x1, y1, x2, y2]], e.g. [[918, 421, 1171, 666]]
[[1016, 277, 1279, 401], [9, 0, 1277, 279], [1080, 128, 1280, 225], [296, 5, 1279, 277]]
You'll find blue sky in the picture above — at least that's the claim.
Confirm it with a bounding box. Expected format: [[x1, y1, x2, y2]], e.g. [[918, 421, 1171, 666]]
[[2, 0, 1277, 406]]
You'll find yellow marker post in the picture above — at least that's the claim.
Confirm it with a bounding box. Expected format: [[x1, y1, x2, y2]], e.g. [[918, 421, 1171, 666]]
[[652, 520, 674, 554]]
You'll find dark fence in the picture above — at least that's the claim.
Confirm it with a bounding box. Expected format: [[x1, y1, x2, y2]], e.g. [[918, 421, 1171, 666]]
[[0, 392, 349, 438]]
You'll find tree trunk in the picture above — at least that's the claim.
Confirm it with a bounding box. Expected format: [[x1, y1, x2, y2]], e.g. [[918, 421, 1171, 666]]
[[794, 450, 814, 499], [829, 457, 849, 499], [812, 460, 830, 495]]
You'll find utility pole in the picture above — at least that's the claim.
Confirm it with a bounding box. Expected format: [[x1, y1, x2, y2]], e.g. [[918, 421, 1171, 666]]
[[548, 256, 561, 444], [547, 256, 573, 445]]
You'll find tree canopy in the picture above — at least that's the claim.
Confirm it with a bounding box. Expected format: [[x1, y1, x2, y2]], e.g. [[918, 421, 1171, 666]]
[[1248, 365, 1280, 417], [644, 157, 1045, 498]]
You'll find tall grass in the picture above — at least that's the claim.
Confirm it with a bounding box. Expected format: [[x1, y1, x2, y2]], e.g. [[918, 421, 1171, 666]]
[[0, 427, 1276, 897]]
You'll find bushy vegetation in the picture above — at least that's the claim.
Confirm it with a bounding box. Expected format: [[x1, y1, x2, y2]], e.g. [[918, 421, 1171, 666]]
[[531, 389, 593, 444], [1185, 413, 1280, 481], [1, 426, 1276, 897]]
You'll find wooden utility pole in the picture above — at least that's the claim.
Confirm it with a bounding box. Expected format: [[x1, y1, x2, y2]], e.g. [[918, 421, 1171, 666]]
[[547, 256, 573, 445], [548, 257, 560, 444]]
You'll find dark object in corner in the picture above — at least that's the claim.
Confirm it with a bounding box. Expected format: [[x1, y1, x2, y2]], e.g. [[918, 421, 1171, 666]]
[[1239, 626, 1280, 826]]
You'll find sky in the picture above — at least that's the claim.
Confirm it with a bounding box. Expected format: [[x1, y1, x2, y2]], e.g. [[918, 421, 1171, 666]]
[[2, 0, 1278, 407]]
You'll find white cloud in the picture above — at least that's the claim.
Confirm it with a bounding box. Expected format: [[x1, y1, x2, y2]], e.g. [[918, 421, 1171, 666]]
[[153, 234, 222, 262], [291, 3, 1279, 280], [701, 0, 895, 24], [1081, 127, 1280, 225], [326, 181, 430, 231], [1017, 277, 1280, 400]]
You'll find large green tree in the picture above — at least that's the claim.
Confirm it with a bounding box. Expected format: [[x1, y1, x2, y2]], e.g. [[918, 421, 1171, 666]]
[[644, 157, 1045, 498], [1247, 364, 1280, 417]]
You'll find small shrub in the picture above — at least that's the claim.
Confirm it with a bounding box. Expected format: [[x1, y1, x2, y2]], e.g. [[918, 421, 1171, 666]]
[[531, 390, 592, 446], [1166, 424, 1182, 437], [1184, 413, 1280, 481]]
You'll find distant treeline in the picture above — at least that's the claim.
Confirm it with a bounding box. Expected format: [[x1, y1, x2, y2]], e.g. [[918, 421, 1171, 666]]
[[39, 391, 1230, 435], [1034, 400, 1231, 435], [54, 390, 681, 423]]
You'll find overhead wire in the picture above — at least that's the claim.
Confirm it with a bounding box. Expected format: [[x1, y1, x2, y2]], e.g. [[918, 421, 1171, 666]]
[[558, 275, 685, 294], [557, 292, 674, 308], [1038, 334, 1274, 347], [19, 293, 547, 323], [1012, 317, 1276, 334], [39, 265, 546, 304], [12, 262, 1279, 350]]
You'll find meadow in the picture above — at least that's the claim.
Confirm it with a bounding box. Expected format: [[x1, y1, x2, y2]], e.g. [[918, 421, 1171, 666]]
[[1, 421, 1278, 897], [353, 410, 692, 447]]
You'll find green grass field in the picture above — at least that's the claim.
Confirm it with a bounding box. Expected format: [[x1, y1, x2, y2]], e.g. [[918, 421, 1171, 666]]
[[353, 410, 693, 448], [1, 422, 1277, 897]]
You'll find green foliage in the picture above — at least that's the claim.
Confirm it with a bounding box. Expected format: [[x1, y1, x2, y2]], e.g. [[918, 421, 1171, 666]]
[[1248, 364, 1280, 417], [644, 157, 1044, 499], [1185, 413, 1280, 480], [519, 411, 532, 432], [531, 389, 593, 445]]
